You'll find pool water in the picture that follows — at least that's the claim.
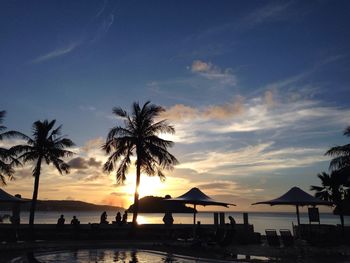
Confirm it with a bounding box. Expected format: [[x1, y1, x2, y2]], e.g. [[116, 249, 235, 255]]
[[10, 249, 234, 263]]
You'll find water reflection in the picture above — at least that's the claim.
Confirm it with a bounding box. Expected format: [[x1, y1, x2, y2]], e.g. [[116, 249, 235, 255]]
[[32, 249, 208, 263], [129, 251, 138, 263]]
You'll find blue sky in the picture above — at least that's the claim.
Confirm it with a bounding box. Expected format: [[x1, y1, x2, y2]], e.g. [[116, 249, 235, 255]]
[[1, 0, 350, 211]]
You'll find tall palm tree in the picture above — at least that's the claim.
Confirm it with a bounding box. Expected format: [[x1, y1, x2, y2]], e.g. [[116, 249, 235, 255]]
[[326, 126, 350, 173], [103, 101, 178, 224], [10, 120, 74, 230], [0, 111, 19, 185], [310, 171, 348, 230]]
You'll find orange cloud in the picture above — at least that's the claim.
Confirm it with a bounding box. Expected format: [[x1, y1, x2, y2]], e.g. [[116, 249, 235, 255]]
[[161, 97, 245, 121]]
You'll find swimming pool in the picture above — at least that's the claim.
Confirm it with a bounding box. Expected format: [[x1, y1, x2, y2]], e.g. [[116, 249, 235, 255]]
[[9, 249, 237, 263]]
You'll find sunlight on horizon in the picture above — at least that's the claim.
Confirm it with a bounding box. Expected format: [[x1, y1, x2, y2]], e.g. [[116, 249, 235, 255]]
[[122, 173, 169, 206]]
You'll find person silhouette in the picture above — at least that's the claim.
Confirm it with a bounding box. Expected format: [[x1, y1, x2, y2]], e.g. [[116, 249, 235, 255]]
[[71, 216, 80, 225], [122, 211, 128, 225], [115, 212, 122, 225], [100, 211, 108, 224], [162, 212, 174, 226], [228, 216, 236, 227], [57, 214, 65, 227]]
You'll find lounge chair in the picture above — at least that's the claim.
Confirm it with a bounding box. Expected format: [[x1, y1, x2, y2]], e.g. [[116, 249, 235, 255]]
[[218, 228, 235, 247], [280, 229, 294, 247], [265, 229, 280, 246]]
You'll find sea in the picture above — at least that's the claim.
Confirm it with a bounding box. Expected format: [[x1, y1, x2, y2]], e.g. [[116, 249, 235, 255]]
[[2, 211, 349, 234]]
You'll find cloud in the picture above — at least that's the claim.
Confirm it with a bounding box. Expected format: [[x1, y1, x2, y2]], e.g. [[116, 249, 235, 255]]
[[190, 60, 237, 86], [161, 97, 244, 121], [264, 90, 276, 107], [87, 158, 102, 167], [30, 3, 116, 64], [68, 157, 102, 170], [101, 192, 130, 208], [241, 1, 293, 28], [90, 14, 115, 43], [197, 181, 238, 190], [79, 105, 97, 111], [31, 41, 82, 64], [217, 99, 350, 134], [83, 174, 104, 182], [178, 142, 329, 176]]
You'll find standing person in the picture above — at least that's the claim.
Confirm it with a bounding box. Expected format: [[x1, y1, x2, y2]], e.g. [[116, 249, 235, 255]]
[[162, 212, 174, 226], [115, 212, 122, 225], [100, 211, 108, 224], [122, 211, 128, 225], [228, 216, 236, 228], [57, 214, 65, 227]]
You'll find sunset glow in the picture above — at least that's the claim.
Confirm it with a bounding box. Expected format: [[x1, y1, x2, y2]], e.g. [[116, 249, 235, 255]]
[[1, 1, 349, 214]]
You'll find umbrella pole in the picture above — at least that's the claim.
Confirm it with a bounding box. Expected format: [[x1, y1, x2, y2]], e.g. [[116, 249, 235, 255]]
[[296, 205, 300, 225], [193, 204, 197, 238], [193, 204, 196, 225]]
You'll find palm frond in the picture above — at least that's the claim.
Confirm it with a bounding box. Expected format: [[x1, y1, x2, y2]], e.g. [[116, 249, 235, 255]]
[[326, 145, 350, 157], [113, 107, 128, 118], [329, 156, 350, 170], [1, 130, 33, 143], [147, 120, 175, 135], [116, 153, 131, 184], [50, 124, 62, 138]]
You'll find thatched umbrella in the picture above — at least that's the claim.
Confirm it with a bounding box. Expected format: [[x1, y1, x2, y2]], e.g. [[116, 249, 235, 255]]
[[166, 187, 235, 225], [252, 187, 332, 225], [0, 188, 25, 203], [0, 188, 26, 225]]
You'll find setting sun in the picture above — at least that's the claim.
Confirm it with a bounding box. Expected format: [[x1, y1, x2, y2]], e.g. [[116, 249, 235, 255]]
[[123, 174, 167, 205]]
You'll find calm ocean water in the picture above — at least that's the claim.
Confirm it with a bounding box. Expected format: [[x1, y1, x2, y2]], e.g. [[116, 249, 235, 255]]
[[5, 211, 349, 234]]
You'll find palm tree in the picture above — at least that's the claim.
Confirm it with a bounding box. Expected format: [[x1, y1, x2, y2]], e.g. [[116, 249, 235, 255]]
[[310, 171, 348, 230], [326, 126, 350, 173], [103, 101, 178, 224], [0, 111, 18, 185], [10, 120, 74, 230]]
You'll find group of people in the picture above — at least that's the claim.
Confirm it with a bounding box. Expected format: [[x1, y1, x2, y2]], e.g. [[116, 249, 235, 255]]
[[57, 214, 80, 226], [114, 211, 128, 225], [56, 211, 129, 226], [57, 212, 235, 229], [100, 211, 128, 225]]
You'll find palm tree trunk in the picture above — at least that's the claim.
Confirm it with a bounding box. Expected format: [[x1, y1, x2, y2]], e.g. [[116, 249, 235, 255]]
[[132, 158, 141, 225], [29, 156, 42, 239]]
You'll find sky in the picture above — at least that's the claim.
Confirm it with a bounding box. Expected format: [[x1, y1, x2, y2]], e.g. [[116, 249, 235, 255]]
[[1, 0, 350, 212]]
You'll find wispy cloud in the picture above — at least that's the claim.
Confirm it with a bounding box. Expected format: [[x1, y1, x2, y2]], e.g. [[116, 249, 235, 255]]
[[31, 41, 82, 64], [30, 1, 116, 64], [190, 60, 237, 86], [90, 14, 115, 44], [178, 141, 328, 175], [241, 1, 294, 28]]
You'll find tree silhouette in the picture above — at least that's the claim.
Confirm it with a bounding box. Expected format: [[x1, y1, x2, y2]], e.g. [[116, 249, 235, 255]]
[[326, 126, 350, 173], [103, 101, 178, 224], [0, 111, 20, 185], [11, 120, 74, 232], [310, 171, 348, 230]]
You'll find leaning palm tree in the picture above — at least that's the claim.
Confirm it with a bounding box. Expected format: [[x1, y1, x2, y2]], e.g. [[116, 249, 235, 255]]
[[326, 126, 350, 173], [103, 101, 178, 224], [10, 120, 74, 230], [310, 171, 348, 230]]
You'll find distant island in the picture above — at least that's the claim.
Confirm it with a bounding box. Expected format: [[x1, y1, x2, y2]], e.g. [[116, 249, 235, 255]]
[[127, 195, 195, 213], [2, 200, 124, 212]]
